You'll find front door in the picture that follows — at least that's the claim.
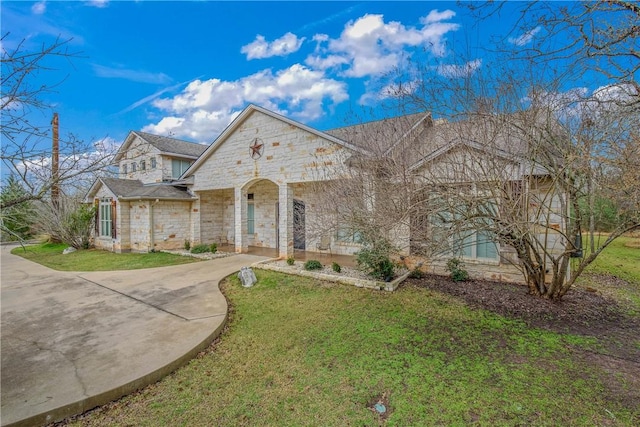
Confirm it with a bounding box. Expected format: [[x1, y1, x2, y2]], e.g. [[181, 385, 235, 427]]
[[293, 199, 305, 250]]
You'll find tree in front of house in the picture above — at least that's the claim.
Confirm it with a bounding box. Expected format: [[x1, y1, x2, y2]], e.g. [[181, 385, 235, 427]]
[[312, 1, 639, 299]]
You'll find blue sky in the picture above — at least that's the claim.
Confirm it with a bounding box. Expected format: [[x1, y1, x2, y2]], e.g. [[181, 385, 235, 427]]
[[3, 0, 574, 148]]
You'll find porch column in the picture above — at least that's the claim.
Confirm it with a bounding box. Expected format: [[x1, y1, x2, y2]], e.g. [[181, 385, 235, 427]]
[[278, 183, 294, 258], [234, 186, 248, 253]]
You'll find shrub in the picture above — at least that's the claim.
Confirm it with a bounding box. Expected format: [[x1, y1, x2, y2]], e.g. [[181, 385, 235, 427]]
[[356, 240, 395, 281], [210, 243, 217, 253], [184, 240, 191, 251], [446, 258, 469, 282], [409, 268, 424, 279], [191, 244, 210, 254], [332, 262, 341, 273], [286, 256, 295, 266], [304, 260, 323, 270]]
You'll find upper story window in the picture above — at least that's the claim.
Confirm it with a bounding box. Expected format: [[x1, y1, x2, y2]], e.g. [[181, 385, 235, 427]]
[[122, 164, 128, 174], [172, 159, 192, 179], [150, 157, 157, 169], [140, 160, 146, 171], [132, 162, 137, 172]]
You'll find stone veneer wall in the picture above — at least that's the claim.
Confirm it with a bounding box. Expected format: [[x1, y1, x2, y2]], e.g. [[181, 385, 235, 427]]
[[245, 180, 278, 248], [191, 110, 349, 192], [118, 137, 164, 183]]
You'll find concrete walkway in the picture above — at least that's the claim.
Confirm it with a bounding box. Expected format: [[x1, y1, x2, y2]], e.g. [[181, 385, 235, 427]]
[[0, 245, 268, 427]]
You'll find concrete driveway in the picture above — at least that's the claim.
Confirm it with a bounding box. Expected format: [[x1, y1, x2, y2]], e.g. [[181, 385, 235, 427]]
[[0, 244, 268, 427]]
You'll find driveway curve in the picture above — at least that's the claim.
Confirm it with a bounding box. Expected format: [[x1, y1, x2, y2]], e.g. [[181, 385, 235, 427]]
[[0, 245, 268, 427]]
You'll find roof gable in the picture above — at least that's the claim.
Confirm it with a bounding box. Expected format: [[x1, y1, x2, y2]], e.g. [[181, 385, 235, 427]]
[[114, 131, 208, 162], [183, 104, 366, 178]]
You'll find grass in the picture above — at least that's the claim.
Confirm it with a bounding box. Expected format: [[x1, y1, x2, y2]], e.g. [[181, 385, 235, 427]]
[[578, 235, 640, 315], [583, 235, 640, 285], [68, 270, 639, 426], [11, 242, 199, 271]]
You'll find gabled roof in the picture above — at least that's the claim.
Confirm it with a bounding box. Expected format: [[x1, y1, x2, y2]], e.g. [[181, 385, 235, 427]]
[[183, 104, 368, 178], [114, 131, 208, 162], [85, 178, 195, 201], [326, 112, 432, 154]]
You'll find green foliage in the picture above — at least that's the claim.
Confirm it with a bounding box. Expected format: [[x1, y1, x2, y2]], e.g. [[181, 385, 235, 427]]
[[0, 175, 34, 241], [304, 260, 323, 270], [332, 261, 341, 273], [356, 238, 395, 281], [190, 244, 211, 254], [184, 240, 191, 251], [286, 256, 295, 266], [409, 268, 425, 279], [446, 258, 469, 282], [210, 243, 217, 253], [65, 204, 96, 249], [578, 195, 622, 232]]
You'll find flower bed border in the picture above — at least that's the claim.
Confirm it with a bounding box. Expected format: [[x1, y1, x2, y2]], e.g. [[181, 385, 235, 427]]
[[251, 258, 410, 291]]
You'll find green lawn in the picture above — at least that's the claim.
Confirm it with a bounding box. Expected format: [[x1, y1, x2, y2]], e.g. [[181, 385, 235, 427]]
[[68, 270, 638, 426], [11, 242, 199, 271], [584, 235, 640, 285]]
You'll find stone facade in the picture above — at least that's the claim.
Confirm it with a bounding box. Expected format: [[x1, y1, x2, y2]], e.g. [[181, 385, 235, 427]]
[[88, 104, 568, 285]]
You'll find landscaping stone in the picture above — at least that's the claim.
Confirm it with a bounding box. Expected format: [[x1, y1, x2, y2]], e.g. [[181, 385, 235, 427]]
[[238, 266, 258, 287]]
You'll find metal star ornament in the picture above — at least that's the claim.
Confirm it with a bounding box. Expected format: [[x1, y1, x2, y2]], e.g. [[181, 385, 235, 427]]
[[249, 138, 264, 159]]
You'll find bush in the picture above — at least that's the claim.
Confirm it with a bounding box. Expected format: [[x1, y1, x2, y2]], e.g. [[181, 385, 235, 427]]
[[304, 260, 323, 270], [446, 258, 469, 282], [409, 268, 424, 279], [210, 243, 217, 253], [356, 241, 395, 281], [191, 244, 210, 254], [332, 262, 341, 273], [286, 256, 295, 266], [184, 240, 191, 251]]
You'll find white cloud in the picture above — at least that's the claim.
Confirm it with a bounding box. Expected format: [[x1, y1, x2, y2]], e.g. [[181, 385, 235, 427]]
[[241, 32, 305, 60], [421, 9, 456, 24], [31, 1, 46, 15], [437, 59, 482, 78], [305, 10, 460, 78], [86, 0, 109, 8], [508, 26, 541, 46], [143, 64, 348, 141], [92, 64, 172, 84]]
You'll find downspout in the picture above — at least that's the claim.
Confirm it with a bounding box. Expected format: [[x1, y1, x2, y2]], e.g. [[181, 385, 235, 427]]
[[150, 199, 160, 252]]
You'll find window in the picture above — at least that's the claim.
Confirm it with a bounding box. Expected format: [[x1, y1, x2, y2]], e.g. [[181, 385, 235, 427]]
[[122, 164, 128, 174], [430, 197, 499, 261], [132, 162, 137, 172], [247, 204, 255, 235], [140, 160, 146, 171], [336, 224, 363, 243], [99, 198, 113, 237], [172, 159, 192, 178], [150, 157, 157, 169]]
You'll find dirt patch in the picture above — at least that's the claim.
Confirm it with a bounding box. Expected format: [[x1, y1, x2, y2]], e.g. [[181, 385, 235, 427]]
[[407, 273, 640, 412]]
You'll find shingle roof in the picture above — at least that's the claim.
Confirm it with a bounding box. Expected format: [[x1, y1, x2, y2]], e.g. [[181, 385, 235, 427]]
[[133, 131, 208, 158], [325, 112, 430, 153], [100, 178, 195, 200]]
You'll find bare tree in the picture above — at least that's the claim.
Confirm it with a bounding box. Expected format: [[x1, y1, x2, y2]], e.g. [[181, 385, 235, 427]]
[[1, 33, 117, 212], [312, 44, 638, 299]]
